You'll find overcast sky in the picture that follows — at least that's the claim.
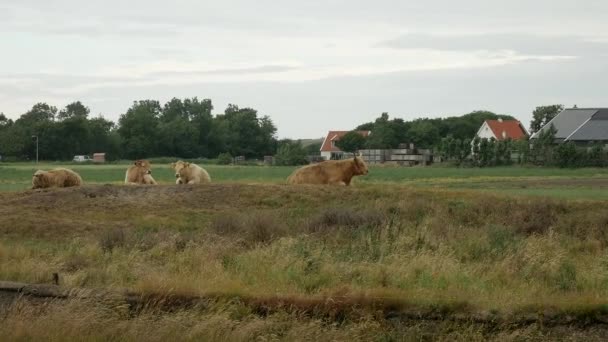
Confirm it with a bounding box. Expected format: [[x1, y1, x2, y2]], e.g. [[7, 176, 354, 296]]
[[1, 0, 607, 138]]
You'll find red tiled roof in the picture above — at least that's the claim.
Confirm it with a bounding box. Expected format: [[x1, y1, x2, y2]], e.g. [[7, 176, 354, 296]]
[[485, 120, 527, 141], [320, 130, 371, 152]]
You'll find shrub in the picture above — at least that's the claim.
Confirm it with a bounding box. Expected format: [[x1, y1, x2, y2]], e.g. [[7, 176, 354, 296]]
[[217, 153, 233, 165], [274, 140, 309, 166], [555, 260, 578, 291], [307, 207, 385, 233], [99, 228, 126, 253], [62, 254, 89, 272], [210, 212, 285, 246]]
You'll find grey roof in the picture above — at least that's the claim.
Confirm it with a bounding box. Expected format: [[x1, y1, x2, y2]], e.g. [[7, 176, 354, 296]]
[[530, 108, 597, 140], [567, 108, 608, 141]]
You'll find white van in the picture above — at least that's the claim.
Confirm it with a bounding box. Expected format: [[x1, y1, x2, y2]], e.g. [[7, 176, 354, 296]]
[[73, 155, 92, 162]]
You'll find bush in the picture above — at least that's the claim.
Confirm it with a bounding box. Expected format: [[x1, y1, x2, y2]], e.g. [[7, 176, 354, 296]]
[[307, 207, 385, 233], [210, 212, 286, 246], [274, 140, 308, 166], [217, 153, 233, 165], [99, 228, 126, 253]]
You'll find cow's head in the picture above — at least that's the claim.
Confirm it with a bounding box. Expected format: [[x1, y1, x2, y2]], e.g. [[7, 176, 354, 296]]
[[31, 170, 47, 189], [171, 161, 190, 178], [134, 160, 152, 174], [352, 155, 368, 175]]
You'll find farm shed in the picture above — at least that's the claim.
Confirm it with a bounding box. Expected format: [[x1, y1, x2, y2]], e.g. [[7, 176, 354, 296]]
[[530, 107, 608, 144], [359, 144, 433, 166], [93, 153, 106, 163]]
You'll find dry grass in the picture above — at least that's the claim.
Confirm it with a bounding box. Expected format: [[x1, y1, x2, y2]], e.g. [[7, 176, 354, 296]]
[[1, 184, 608, 339]]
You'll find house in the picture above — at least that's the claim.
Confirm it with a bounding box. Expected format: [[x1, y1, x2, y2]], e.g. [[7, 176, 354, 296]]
[[474, 118, 528, 141], [530, 108, 608, 144], [320, 130, 371, 160]]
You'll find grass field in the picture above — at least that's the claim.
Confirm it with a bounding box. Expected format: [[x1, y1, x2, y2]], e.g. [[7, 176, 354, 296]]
[[2, 161, 608, 200], [1, 162, 608, 340]]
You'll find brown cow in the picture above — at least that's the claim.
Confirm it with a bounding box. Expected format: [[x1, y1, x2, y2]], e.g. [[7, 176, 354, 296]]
[[31, 168, 83, 189], [287, 156, 368, 186], [124, 160, 157, 185]]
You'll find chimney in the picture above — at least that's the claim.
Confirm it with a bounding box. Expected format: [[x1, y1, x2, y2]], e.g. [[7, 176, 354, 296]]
[[502, 131, 507, 139], [498, 118, 503, 123]]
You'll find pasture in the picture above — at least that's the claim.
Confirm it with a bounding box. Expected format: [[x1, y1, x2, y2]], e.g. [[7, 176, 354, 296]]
[[1, 162, 608, 340], [2, 162, 608, 200]]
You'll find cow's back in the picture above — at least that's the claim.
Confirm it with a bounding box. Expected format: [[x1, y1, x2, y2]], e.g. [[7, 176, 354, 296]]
[[288, 163, 330, 184]]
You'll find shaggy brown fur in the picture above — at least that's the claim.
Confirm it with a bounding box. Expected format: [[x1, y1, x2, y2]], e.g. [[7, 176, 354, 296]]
[[124, 160, 157, 185], [31, 168, 83, 189], [287, 157, 369, 186], [171, 161, 211, 184]]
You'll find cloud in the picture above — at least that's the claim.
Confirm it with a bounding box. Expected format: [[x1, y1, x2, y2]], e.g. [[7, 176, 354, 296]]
[[148, 64, 302, 77], [378, 33, 608, 57]]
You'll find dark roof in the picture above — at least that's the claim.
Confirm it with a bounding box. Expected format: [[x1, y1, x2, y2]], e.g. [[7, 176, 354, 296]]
[[567, 109, 608, 141], [531, 108, 608, 141]]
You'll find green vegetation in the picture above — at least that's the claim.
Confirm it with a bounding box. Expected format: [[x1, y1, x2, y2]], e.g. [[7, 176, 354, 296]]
[[357, 110, 515, 149], [274, 140, 309, 166], [2, 183, 608, 340], [3, 163, 608, 200], [0, 99, 277, 161]]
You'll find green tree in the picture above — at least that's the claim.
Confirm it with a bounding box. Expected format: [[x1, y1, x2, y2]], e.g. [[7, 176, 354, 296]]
[[407, 119, 440, 147], [514, 139, 530, 164], [217, 152, 233, 165], [217, 105, 277, 158], [478, 138, 496, 167], [274, 140, 309, 166], [118, 100, 162, 159], [305, 142, 322, 155], [555, 142, 579, 168], [336, 131, 367, 154], [530, 105, 564, 134], [57, 101, 90, 120], [0, 113, 11, 128], [531, 123, 557, 165]]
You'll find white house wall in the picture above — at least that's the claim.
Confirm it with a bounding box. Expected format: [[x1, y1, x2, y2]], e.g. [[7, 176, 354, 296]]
[[475, 122, 497, 140]]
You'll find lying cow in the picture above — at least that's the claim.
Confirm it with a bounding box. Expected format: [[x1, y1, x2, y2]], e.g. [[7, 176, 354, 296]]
[[171, 161, 211, 184], [32, 168, 83, 189], [287, 156, 368, 186], [124, 160, 157, 185]]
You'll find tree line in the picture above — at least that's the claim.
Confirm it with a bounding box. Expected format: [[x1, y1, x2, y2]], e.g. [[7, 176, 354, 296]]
[[0, 99, 278, 161], [340, 105, 607, 168]]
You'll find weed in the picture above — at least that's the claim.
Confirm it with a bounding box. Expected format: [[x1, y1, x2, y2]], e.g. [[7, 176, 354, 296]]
[[99, 228, 126, 253]]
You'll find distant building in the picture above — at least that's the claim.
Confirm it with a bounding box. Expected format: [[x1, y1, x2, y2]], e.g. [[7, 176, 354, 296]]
[[474, 118, 528, 141], [320, 130, 371, 160], [93, 153, 106, 163], [530, 107, 608, 144]]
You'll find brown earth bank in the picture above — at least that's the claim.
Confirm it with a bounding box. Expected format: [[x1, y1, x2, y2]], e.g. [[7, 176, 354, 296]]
[[1, 280, 608, 341]]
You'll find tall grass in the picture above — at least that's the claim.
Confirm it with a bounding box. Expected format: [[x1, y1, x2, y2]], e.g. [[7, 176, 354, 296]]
[[2, 184, 608, 338]]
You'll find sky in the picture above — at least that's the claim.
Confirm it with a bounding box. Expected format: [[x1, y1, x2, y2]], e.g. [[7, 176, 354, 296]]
[[1, 0, 607, 139]]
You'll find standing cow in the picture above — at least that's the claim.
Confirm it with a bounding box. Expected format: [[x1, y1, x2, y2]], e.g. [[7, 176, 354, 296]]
[[287, 156, 368, 186]]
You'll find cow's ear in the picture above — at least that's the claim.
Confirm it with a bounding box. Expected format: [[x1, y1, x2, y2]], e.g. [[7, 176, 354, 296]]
[[184, 162, 190, 167], [134, 160, 140, 166]]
